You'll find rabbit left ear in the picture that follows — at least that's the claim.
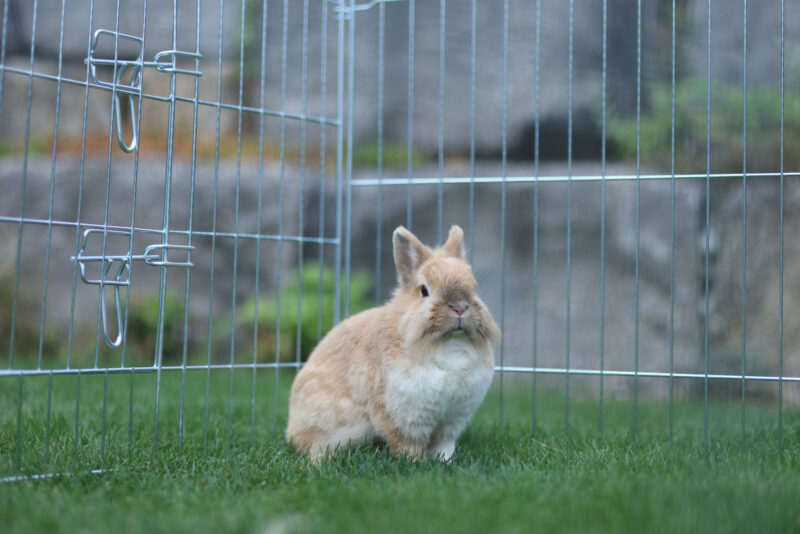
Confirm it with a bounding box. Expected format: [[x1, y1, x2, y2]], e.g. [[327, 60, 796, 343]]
[[441, 225, 465, 260], [393, 226, 432, 286]]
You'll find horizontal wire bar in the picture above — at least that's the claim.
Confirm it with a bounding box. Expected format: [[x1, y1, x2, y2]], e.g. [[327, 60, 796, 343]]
[[0, 468, 108, 484], [352, 171, 800, 187], [140, 228, 338, 244], [0, 65, 339, 126], [1, 362, 304, 377], [497, 366, 800, 382], [3, 363, 799, 382], [186, 96, 338, 126], [0, 216, 339, 245]]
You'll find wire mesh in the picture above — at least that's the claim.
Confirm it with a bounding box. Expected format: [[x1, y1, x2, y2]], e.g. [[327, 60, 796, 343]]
[[1, 0, 344, 479], [1, 0, 798, 481]]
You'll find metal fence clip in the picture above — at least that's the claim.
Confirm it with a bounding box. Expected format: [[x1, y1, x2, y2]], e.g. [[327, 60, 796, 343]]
[[71, 229, 195, 348], [72, 229, 133, 286], [85, 29, 203, 153], [153, 50, 203, 77], [99, 260, 129, 348], [86, 30, 145, 93], [113, 63, 142, 153], [143, 243, 195, 268]]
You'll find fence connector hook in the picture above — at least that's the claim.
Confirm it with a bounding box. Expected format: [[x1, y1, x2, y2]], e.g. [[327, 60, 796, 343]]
[[71, 228, 195, 349], [86, 29, 203, 153], [113, 64, 142, 153], [99, 260, 129, 348], [143, 243, 195, 268], [153, 50, 203, 77]]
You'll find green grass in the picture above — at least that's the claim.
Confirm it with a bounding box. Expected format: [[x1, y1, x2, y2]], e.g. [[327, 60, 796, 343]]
[[1, 369, 799, 534]]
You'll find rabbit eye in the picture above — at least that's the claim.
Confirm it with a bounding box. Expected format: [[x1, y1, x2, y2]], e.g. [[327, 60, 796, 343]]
[[420, 285, 429, 298]]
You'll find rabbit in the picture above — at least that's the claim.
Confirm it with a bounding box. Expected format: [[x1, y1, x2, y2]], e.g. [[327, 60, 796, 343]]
[[286, 225, 500, 461]]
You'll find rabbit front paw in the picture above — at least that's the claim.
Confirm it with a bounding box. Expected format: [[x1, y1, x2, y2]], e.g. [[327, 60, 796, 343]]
[[428, 440, 456, 462]]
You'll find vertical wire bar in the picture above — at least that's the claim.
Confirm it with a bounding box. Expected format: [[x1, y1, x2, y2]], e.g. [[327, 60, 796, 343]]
[[0, 0, 8, 117], [376, 0, 385, 305], [38, 0, 67, 370], [669, 0, 677, 448], [565, 0, 574, 437], [740, 0, 747, 452], [14, 374, 22, 473], [44, 372, 52, 466], [228, 0, 249, 458], [317, 1, 329, 341], [205, 0, 227, 456], [531, 0, 541, 437], [94, 0, 123, 369], [778, 0, 784, 451], [73, 371, 80, 470], [100, 0, 120, 464], [252, 0, 270, 448], [153, 0, 181, 461], [599, 0, 607, 437], [274, 0, 290, 434], [634, 0, 642, 446], [406, 0, 415, 230], [8, 0, 40, 370], [703, 0, 712, 449], [343, 0, 356, 318], [437, 0, 446, 244], [179, 0, 203, 454], [0, 0, 9, 373], [100, 370, 108, 467], [296, 0, 310, 365], [499, 0, 509, 432], [41, 0, 67, 469], [128, 369, 134, 457], [122, 0, 149, 460], [92, 0, 114, 368], [66, 0, 96, 372], [100, 18, 129, 466], [333, 0, 345, 327], [468, 0, 476, 261]]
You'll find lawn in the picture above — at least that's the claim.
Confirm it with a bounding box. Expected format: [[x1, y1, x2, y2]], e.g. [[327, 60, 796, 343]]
[[1, 368, 799, 533]]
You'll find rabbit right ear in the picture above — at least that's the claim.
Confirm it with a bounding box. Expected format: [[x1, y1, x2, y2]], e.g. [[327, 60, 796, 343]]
[[393, 226, 431, 286]]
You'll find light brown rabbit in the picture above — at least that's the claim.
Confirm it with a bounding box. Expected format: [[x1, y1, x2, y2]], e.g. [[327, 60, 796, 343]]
[[287, 225, 500, 461]]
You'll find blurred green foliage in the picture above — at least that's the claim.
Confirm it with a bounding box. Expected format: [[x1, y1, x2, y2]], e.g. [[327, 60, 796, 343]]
[[0, 275, 60, 363], [2, 263, 371, 367], [0, 270, 192, 366], [124, 291, 192, 364], [608, 79, 800, 173], [353, 141, 431, 169], [220, 264, 373, 363]]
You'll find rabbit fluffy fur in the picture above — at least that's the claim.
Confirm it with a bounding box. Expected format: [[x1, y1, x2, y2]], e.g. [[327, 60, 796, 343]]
[[287, 225, 500, 461]]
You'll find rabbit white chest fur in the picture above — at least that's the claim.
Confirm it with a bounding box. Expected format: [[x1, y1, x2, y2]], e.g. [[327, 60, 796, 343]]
[[384, 335, 494, 447]]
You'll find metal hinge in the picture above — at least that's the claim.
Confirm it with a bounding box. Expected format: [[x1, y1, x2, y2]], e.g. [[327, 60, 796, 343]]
[[71, 229, 194, 349], [85, 29, 202, 153]]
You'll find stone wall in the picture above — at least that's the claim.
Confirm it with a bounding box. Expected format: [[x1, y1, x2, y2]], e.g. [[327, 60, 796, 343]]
[[1, 155, 797, 404], [3, 0, 797, 157], [1, 0, 798, 402]]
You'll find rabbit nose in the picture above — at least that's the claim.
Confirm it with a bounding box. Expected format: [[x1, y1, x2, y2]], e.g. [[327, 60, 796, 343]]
[[450, 303, 469, 317]]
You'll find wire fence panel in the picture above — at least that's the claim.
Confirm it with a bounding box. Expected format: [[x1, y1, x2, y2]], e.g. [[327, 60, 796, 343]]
[[343, 0, 799, 446], [0, 0, 344, 479], [1, 0, 799, 480]]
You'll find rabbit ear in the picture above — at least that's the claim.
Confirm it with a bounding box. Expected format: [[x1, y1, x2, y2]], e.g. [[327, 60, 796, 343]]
[[393, 226, 431, 286], [441, 225, 465, 260]]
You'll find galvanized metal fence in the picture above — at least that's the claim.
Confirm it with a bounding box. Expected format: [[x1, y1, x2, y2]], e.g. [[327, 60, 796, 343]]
[[1, 0, 797, 480]]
